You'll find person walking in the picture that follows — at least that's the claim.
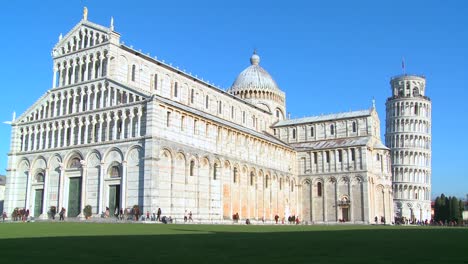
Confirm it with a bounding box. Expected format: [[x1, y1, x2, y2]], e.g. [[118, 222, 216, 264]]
[[59, 207, 66, 221], [189, 211, 193, 222], [2, 211, 7, 222], [156, 208, 161, 221]]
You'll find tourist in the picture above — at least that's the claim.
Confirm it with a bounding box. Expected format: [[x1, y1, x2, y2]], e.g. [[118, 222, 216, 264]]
[[152, 210, 156, 221], [189, 211, 193, 222], [184, 210, 188, 222], [105, 207, 110, 218], [157, 208, 161, 221], [119, 208, 124, 220], [2, 211, 7, 222], [296, 216, 300, 225], [59, 207, 66, 221], [246, 219, 250, 225], [146, 211, 150, 221], [114, 207, 119, 218]]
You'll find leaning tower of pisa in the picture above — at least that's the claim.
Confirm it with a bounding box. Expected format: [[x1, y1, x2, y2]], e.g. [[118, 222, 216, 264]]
[[385, 74, 432, 222]]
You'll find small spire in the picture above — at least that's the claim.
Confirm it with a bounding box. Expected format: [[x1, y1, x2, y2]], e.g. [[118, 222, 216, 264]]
[[372, 97, 376, 109], [110, 16, 114, 31], [83, 6, 88, 21], [59, 33, 63, 41], [12, 111, 16, 121]]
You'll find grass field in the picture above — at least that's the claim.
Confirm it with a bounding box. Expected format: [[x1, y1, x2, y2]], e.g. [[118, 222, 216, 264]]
[[0, 223, 467, 264]]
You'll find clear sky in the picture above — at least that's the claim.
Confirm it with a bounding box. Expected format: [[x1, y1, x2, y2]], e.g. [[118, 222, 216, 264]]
[[0, 0, 466, 198]]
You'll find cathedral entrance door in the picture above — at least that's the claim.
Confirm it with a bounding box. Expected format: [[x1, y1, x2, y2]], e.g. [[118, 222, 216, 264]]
[[342, 208, 349, 222], [108, 185, 121, 217], [68, 177, 82, 217], [34, 189, 44, 217]]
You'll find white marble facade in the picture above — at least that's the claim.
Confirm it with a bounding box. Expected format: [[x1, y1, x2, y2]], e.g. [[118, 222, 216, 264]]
[[4, 12, 394, 223], [386, 75, 432, 221]]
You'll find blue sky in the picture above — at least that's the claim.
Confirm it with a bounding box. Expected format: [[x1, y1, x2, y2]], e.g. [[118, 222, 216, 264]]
[[0, 1, 466, 198]]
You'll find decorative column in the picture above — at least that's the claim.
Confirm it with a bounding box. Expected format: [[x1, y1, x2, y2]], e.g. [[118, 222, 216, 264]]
[[70, 61, 75, 85], [113, 89, 118, 106], [44, 124, 50, 149], [22, 130, 27, 152], [59, 64, 64, 87], [56, 96, 61, 117], [70, 120, 76, 146], [106, 114, 111, 141], [98, 162, 105, 214], [79, 160, 87, 218], [93, 87, 98, 110], [83, 56, 89, 82], [57, 123, 63, 148], [98, 54, 104, 78], [128, 112, 134, 138], [91, 56, 97, 80], [63, 122, 69, 147], [136, 108, 143, 137], [98, 114, 103, 142], [106, 86, 112, 107], [51, 123, 56, 149], [100, 86, 105, 108], [77, 119, 83, 145], [41, 168, 49, 219], [86, 89, 91, 111], [112, 114, 118, 140], [25, 168, 32, 210], [58, 164, 65, 211], [33, 126, 39, 151], [120, 112, 126, 139], [79, 90, 85, 112], [121, 161, 127, 211], [84, 118, 90, 144]]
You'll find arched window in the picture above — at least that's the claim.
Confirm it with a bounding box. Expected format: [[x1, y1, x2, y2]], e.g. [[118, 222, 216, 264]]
[[69, 157, 81, 168], [279, 178, 283, 190], [213, 163, 218, 180], [338, 150, 342, 162], [36, 172, 45, 183], [174, 82, 178, 97], [310, 127, 314, 137], [352, 122, 357, 133], [250, 172, 255, 186], [291, 181, 294, 192], [233, 167, 238, 183], [414, 104, 419, 115], [166, 111, 171, 127], [131, 65, 136, 82], [190, 89, 194, 104], [189, 160, 195, 176], [109, 165, 120, 178], [205, 95, 209, 109], [413, 87, 419, 96], [292, 128, 296, 139], [153, 74, 158, 90], [218, 101, 222, 114], [317, 182, 322, 197], [330, 124, 335, 135], [265, 175, 270, 188]]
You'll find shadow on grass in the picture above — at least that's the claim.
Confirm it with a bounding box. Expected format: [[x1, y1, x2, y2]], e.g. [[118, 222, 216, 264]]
[[0, 227, 467, 264]]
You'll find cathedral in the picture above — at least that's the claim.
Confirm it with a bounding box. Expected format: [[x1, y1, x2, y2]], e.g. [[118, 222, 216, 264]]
[[4, 9, 405, 224]]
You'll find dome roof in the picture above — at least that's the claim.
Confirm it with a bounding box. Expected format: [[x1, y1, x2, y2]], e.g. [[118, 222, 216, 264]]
[[228, 52, 282, 94]]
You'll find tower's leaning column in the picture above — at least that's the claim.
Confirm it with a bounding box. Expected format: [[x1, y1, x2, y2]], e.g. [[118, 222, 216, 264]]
[[385, 75, 432, 222]]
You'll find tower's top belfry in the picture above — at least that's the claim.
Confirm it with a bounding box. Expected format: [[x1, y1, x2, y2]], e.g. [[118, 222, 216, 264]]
[[389, 74, 427, 98]]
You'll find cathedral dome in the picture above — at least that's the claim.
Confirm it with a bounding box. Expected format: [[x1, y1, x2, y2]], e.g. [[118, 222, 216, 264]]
[[228, 52, 282, 94]]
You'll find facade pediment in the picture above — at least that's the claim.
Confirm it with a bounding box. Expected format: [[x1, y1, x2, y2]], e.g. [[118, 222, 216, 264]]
[[14, 79, 150, 125], [52, 20, 111, 58]]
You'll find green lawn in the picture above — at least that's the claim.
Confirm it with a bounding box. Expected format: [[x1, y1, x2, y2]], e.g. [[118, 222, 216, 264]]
[[0, 223, 466, 264]]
